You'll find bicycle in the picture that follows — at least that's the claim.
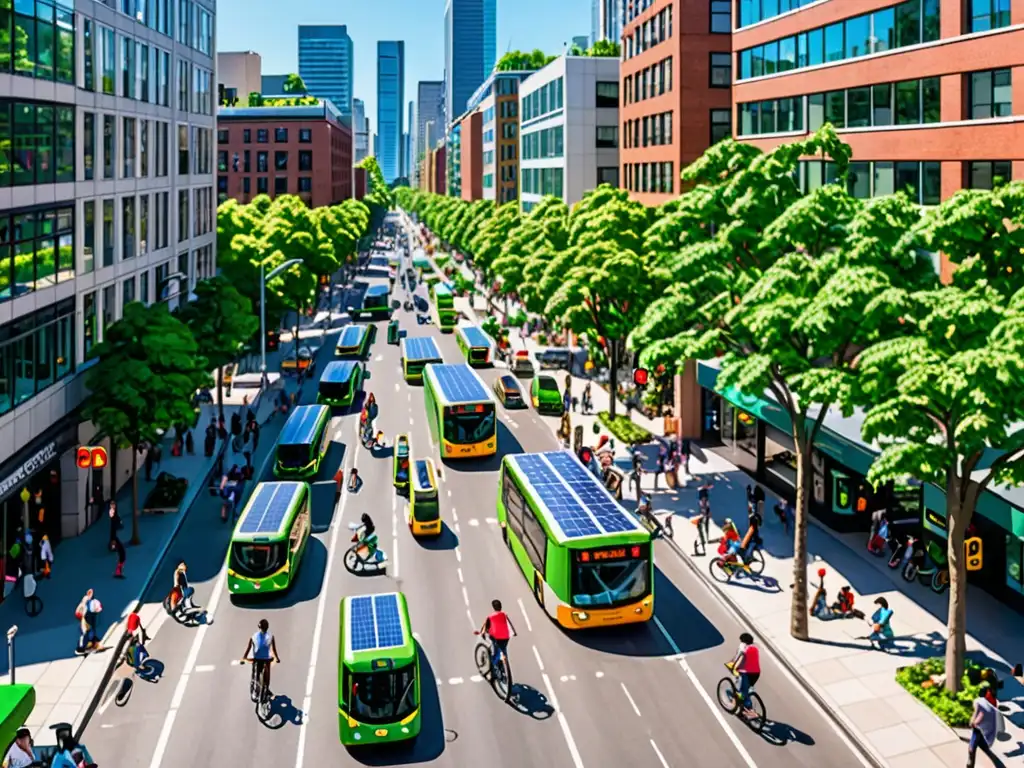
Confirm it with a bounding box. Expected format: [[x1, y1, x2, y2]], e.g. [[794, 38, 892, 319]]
[[717, 662, 767, 733], [709, 548, 769, 582], [239, 658, 276, 721], [474, 632, 513, 702]]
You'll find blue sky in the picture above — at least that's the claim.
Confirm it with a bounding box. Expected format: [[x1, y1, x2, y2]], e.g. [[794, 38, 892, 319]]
[[217, 0, 591, 130]]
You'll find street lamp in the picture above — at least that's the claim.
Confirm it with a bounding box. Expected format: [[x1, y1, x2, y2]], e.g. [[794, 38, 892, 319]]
[[260, 258, 304, 390]]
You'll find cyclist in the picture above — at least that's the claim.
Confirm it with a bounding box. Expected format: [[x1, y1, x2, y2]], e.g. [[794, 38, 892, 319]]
[[171, 561, 195, 613], [474, 599, 518, 667], [125, 609, 149, 670], [352, 513, 385, 562], [729, 632, 760, 718], [242, 619, 280, 701]]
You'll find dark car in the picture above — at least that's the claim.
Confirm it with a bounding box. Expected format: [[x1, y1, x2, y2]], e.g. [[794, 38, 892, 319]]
[[493, 375, 526, 409], [538, 348, 573, 370]]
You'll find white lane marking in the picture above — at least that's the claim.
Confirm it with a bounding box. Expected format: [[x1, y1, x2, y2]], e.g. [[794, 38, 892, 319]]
[[485, 517, 497, 524], [532, 645, 545, 672], [457, 567, 464, 583], [595, 671, 604, 678], [410, 417, 414, 425], [517, 598, 533, 632], [468, 518, 480, 527], [455, 547, 462, 562], [295, 451, 355, 768], [148, 561, 229, 768], [539, 672, 585, 768], [679, 658, 759, 768], [394, 382, 400, 392], [449, 677, 464, 685], [654, 616, 681, 655], [451, 506, 457, 519], [651, 740, 670, 768], [448, 489, 452, 498], [407, 392, 410, 400], [392, 494, 397, 512], [392, 535, 400, 579], [193, 664, 215, 673], [461, 586, 470, 606], [560, 675, 569, 682], [392, 514, 397, 537], [466, 609, 475, 629], [470, 674, 484, 682], [375, 354, 383, 361], [454, 523, 461, 534], [621, 683, 642, 717]]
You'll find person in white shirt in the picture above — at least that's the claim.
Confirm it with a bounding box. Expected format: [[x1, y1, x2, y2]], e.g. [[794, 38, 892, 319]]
[[3, 727, 36, 768]]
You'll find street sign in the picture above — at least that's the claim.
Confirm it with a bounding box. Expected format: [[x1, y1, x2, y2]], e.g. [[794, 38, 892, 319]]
[[76, 446, 108, 469]]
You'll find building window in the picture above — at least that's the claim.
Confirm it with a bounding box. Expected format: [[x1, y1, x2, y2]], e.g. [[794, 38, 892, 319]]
[[596, 81, 619, 108], [139, 43, 150, 101], [274, 177, 287, 194], [82, 200, 95, 274], [122, 196, 135, 259], [1, 102, 74, 186], [0, 205, 75, 305], [243, 129, 251, 143], [83, 19, 95, 90], [122, 37, 136, 98], [969, 69, 1012, 119], [274, 151, 288, 171], [257, 151, 268, 173], [274, 127, 288, 142], [298, 128, 312, 143], [0, 297, 76, 414], [968, 161, 1012, 190], [101, 115, 115, 179], [597, 167, 619, 187], [243, 150, 250, 172], [101, 199, 114, 266], [596, 126, 618, 148], [257, 177, 268, 194], [242, 177, 251, 194], [123, 117, 136, 178], [177, 124, 189, 175], [298, 177, 312, 193], [83, 291, 97, 358], [710, 109, 731, 144], [217, 129, 229, 144], [970, 0, 1011, 32], [140, 120, 149, 177], [710, 0, 731, 33], [100, 27, 116, 93], [177, 189, 189, 242], [139, 194, 149, 254], [298, 150, 313, 171], [257, 129, 268, 143], [217, 150, 227, 172], [710, 53, 731, 87], [123, 276, 135, 308], [139, 271, 148, 305]]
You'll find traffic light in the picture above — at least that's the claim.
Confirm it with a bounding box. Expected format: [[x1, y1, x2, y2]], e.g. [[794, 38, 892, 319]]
[[633, 368, 649, 387], [76, 446, 108, 469], [578, 447, 594, 466]]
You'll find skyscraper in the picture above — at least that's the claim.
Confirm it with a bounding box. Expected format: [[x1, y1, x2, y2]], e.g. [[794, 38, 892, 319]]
[[377, 41, 405, 184], [416, 81, 445, 161], [353, 98, 369, 162], [298, 25, 354, 115], [443, 0, 497, 128], [405, 100, 416, 179], [591, 0, 623, 45]]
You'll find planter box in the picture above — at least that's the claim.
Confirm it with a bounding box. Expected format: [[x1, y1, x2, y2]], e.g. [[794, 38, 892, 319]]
[[143, 472, 189, 514]]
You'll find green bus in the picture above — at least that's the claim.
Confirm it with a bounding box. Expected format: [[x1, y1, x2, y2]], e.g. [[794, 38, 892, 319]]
[[274, 405, 331, 479], [227, 481, 312, 595], [430, 284, 457, 332], [352, 284, 391, 320], [338, 591, 421, 746], [399, 336, 443, 383], [423, 363, 496, 459], [455, 325, 493, 367], [335, 324, 375, 359], [0, 684, 35, 751], [318, 360, 369, 409], [497, 450, 654, 630]]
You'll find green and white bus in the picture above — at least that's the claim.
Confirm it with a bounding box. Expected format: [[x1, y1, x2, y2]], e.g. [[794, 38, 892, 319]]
[[338, 591, 421, 746], [498, 450, 654, 630], [455, 325, 493, 367], [430, 284, 457, 332], [274, 405, 331, 479], [399, 336, 442, 383], [227, 481, 312, 595], [318, 360, 369, 409], [354, 284, 391, 320], [0, 684, 35, 751], [335, 324, 375, 359], [423, 363, 496, 459]]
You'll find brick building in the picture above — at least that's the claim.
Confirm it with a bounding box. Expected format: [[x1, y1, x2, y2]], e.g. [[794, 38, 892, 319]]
[[620, 0, 734, 206], [217, 100, 353, 207], [459, 109, 484, 201]]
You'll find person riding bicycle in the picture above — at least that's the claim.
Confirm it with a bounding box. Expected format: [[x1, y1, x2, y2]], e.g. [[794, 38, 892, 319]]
[[729, 632, 761, 718], [353, 513, 385, 562], [242, 619, 280, 701], [171, 561, 195, 613], [125, 609, 149, 670], [474, 599, 518, 665]]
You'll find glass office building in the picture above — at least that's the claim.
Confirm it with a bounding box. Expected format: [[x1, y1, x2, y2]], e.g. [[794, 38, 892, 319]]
[[298, 25, 354, 115], [377, 41, 405, 184], [444, 0, 497, 127]]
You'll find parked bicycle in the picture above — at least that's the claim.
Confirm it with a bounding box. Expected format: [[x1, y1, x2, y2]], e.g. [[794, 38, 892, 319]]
[[717, 662, 767, 733]]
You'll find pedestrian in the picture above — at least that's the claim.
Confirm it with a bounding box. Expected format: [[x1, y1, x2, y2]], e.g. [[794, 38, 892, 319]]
[[681, 438, 691, 478], [204, 421, 217, 457], [125, 609, 149, 670], [866, 597, 895, 647], [3, 727, 37, 767], [75, 589, 102, 654], [571, 395, 578, 413], [250, 420, 261, 451], [230, 411, 242, 439], [151, 441, 163, 475], [217, 416, 228, 440], [39, 534, 53, 578], [185, 429, 195, 455], [654, 445, 666, 491], [629, 448, 644, 497], [966, 683, 1004, 767], [112, 535, 126, 578], [107, 501, 123, 548]]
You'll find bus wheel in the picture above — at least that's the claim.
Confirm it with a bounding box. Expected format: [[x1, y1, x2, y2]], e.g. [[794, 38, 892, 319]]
[[501, 524, 509, 547], [533, 573, 544, 608]]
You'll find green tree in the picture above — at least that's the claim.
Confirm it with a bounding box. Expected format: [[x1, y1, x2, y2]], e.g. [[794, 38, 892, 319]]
[[586, 40, 620, 57], [493, 197, 568, 315], [84, 303, 211, 545], [282, 73, 308, 93], [177, 277, 259, 422], [856, 182, 1024, 692], [471, 202, 521, 303], [247, 92, 264, 107], [495, 49, 557, 71]]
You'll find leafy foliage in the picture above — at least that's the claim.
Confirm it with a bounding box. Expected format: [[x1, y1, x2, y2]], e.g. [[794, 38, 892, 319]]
[[495, 49, 557, 71], [586, 40, 620, 57], [596, 411, 652, 444], [282, 73, 307, 93], [895, 658, 984, 727]]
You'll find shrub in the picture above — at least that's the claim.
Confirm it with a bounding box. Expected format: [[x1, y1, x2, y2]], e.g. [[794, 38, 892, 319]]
[[895, 658, 984, 727], [143, 472, 189, 512], [434, 254, 451, 268], [597, 411, 652, 445]]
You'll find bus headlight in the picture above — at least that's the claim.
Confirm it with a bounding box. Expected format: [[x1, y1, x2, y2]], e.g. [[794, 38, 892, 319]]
[[353, 732, 362, 741], [575, 611, 589, 622]]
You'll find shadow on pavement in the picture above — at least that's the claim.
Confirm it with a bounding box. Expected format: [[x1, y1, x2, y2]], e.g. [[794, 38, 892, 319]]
[[136, 657, 165, 683], [564, 567, 724, 657], [760, 719, 815, 747], [508, 683, 554, 720], [416, 522, 458, 551], [441, 422, 523, 475], [229, 537, 327, 610], [262, 693, 303, 730], [348, 643, 445, 765], [311, 481, 339, 534]]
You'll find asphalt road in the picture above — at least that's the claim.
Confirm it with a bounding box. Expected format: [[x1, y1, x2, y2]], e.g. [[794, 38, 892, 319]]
[[83, 237, 871, 767]]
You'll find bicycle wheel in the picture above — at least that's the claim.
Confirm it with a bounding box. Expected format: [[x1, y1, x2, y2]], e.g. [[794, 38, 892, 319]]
[[716, 676, 739, 714], [257, 685, 272, 721], [709, 558, 732, 583], [249, 666, 260, 703], [747, 549, 765, 575], [746, 692, 767, 733], [474, 642, 491, 677], [494, 655, 513, 702], [343, 547, 361, 573]]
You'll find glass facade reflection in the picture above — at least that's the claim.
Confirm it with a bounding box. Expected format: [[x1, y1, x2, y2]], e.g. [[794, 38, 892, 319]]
[[376, 40, 404, 183], [444, 0, 496, 126]]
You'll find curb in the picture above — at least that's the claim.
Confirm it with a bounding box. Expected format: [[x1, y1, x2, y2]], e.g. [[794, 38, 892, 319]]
[[660, 531, 889, 768]]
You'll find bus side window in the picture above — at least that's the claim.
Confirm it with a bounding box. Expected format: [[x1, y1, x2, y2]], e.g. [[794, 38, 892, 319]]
[[521, 503, 547, 575], [291, 491, 310, 551], [502, 472, 525, 539]]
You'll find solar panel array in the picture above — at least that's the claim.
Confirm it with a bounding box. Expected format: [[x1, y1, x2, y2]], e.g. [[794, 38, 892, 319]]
[[461, 326, 490, 348], [279, 405, 326, 445], [404, 337, 441, 362], [238, 483, 296, 535], [349, 593, 406, 652], [338, 325, 363, 348], [414, 460, 431, 490], [512, 452, 641, 540], [321, 360, 356, 383], [432, 364, 489, 402], [366, 284, 389, 296]]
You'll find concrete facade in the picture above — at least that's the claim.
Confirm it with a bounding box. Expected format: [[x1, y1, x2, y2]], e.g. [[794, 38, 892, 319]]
[[217, 51, 261, 103], [460, 110, 484, 201]]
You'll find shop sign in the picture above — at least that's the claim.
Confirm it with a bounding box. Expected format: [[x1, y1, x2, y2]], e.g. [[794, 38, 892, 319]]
[[0, 442, 57, 500], [923, 508, 948, 538], [965, 537, 983, 571]]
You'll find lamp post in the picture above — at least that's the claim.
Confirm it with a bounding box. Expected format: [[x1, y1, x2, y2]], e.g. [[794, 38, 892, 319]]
[[260, 258, 304, 390]]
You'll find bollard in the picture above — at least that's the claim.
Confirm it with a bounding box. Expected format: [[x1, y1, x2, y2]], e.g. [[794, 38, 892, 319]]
[[7, 625, 18, 684]]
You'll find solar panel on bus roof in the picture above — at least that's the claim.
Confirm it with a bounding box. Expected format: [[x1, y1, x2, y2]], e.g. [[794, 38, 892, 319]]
[[321, 360, 356, 383], [338, 325, 363, 347], [432, 364, 488, 402], [279, 405, 326, 445], [366, 284, 389, 296], [404, 337, 440, 361], [349, 593, 405, 652], [238, 483, 295, 535], [461, 326, 490, 348], [545, 451, 639, 534], [414, 460, 431, 489], [513, 454, 601, 539]]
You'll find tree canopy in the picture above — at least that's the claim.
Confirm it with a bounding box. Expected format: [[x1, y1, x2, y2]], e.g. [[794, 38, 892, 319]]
[[282, 73, 307, 93], [495, 49, 557, 71]]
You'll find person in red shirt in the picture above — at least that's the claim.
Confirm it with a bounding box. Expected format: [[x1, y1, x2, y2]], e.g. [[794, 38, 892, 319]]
[[730, 632, 761, 719], [474, 599, 518, 665], [124, 610, 149, 670]]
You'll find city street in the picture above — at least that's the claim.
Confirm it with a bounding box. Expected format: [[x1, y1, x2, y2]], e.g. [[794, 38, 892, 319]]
[[81, 254, 872, 767]]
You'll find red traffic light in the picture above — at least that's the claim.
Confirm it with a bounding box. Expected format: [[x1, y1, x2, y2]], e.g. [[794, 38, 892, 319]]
[[77, 446, 108, 469], [633, 368, 649, 387]]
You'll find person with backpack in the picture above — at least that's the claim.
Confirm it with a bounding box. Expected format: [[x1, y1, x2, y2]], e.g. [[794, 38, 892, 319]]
[[75, 589, 103, 654]]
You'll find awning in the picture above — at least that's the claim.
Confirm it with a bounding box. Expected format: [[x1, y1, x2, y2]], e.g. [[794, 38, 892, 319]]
[[0, 684, 35, 750]]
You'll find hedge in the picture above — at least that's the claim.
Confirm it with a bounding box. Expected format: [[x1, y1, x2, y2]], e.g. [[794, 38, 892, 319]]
[[597, 411, 652, 445], [895, 658, 986, 727]]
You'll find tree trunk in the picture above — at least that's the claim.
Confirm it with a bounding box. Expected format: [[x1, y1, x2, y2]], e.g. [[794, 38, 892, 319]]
[[944, 494, 969, 693], [789, 441, 812, 640], [130, 444, 141, 546], [608, 341, 618, 420], [216, 365, 225, 424]]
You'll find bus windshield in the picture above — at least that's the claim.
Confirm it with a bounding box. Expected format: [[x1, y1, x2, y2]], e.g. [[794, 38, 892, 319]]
[[406, 361, 425, 377], [349, 663, 418, 724], [412, 495, 439, 522], [443, 404, 495, 445], [231, 542, 286, 577], [469, 348, 488, 363], [365, 293, 388, 309], [320, 380, 351, 400], [570, 549, 649, 608], [277, 443, 312, 469]]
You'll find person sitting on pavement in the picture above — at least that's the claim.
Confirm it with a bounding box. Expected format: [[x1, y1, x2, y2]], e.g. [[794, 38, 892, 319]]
[[866, 596, 895, 646], [4, 727, 37, 767], [831, 586, 858, 618]]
